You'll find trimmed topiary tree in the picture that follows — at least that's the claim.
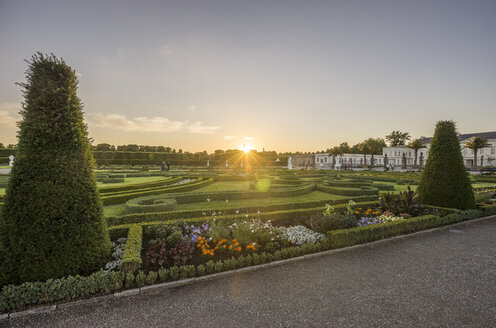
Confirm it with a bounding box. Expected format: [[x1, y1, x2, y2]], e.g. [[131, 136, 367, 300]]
[[417, 120, 475, 210], [0, 53, 110, 286]]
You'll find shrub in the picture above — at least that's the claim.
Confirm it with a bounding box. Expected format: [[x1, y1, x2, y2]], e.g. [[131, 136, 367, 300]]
[[158, 267, 169, 282], [417, 121, 475, 209], [125, 272, 135, 288], [197, 265, 206, 276], [0, 53, 110, 286], [310, 203, 357, 233], [206, 260, 215, 274], [169, 266, 180, 280], [135, 270, 146, 287], [120, 225, 143, 272], [145, 271, 157, 285]]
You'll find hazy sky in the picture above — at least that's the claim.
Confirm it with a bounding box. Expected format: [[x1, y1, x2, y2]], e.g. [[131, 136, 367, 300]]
[[1, 0, 495, 152]]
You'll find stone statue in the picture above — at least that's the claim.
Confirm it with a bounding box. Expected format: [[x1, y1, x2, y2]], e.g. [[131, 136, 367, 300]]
[[225, 160, 228, 167], [8, 155, 14, 167], [287, 156, 292, 170], [207, 159, 209, 167]]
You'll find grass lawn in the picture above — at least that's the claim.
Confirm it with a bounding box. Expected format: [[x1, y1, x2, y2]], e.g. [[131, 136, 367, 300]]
[[176, 190, 349, 211], [0, 188, 5, 196], [104, 204, 126, 217], [97, 176, 169, 189]]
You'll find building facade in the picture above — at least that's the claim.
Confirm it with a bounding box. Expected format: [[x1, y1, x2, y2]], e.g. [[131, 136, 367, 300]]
[[311, 131, 496, 170]]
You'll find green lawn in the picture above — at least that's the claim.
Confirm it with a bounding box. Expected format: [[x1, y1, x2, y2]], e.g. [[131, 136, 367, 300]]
[[104, 204, 126, 217], [97, 176, 169, 189], [0, 188, 5, 196]]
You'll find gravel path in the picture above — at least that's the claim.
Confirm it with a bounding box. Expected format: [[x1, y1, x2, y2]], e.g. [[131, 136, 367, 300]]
[[3, 218, 496, 328]]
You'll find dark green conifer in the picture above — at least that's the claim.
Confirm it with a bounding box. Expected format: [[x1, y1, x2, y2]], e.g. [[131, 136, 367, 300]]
[[417, 120, 475, 209], [0, 53, 110, 285]]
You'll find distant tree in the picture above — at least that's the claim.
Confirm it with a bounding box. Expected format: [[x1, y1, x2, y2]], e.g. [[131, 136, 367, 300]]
[[157, 146, 166, 152], [178, 149, 183, 154], [214, 149, 225, 155], [6, 144, 16, 149], [0, 53, 110, 285], [366, 138, 387, 167], [349, 143, 360, 154], [464, 137, 490, 168], [0, 143, 4, 149], [386, 131, 411, 147], [357, 141, 371, 167], [165, 147, 172, 153], [95, 143, 114, 151], [407, 138, 426, 168], [328, 147, 343, 167], [417, 120, 474, 209], [338, 142, 351, 153]]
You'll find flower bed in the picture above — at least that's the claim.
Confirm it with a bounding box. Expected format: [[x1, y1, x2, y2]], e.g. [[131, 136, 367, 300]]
[[1, 198, 495, 314]]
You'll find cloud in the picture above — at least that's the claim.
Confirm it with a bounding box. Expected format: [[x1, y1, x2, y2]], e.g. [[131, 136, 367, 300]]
[[88, 112, 219, 135], [224, 136, 237, 140], [0, 103, 21, 128], [244, 137, 254, 140], [186, 121, 220, 135]]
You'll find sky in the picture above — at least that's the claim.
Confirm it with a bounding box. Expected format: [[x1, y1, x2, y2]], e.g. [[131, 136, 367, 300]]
[[0, 0, 495, 153]]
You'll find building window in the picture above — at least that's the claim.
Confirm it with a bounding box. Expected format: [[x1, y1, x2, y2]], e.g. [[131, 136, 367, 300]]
[[492, 149, 495, 155], [325, 157, 327, 162]]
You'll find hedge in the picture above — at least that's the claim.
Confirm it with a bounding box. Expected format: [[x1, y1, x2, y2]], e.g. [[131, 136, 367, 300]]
[[2, 205, 495, 313], [120, 225, 143, 273], [327, 208, 494, 248], [100, 177, 185, 196], [99, 177, 178, 194], [125, 197, 178, 214], [106, 196, 380, 226], [317, 184, 379, 196], [107, 200, 382, 238], [101, 178, 214, 205], [119, 182, 316, 206], [326, 180, 373, 188], [101, 178, 125, 184]]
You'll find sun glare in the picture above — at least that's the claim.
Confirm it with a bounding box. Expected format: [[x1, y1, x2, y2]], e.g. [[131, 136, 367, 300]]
[[242, 144, 252, 153]]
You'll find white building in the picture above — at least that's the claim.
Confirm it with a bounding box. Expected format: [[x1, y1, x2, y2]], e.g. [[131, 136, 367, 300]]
[[315, 131, 496, 170]]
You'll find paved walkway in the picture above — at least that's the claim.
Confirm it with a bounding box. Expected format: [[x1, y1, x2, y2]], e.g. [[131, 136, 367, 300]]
[[3, 218, 496, 328]]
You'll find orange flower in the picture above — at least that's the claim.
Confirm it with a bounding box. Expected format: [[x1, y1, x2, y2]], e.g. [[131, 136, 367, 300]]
[[197, 244, 201, 248], [228, 245, 233, 250], [223, 245, 226, 248], [237, 247, 241, 252], [214, 246, 219, 250], [202, 250, 207, 255], [354, 211, 359, 214]]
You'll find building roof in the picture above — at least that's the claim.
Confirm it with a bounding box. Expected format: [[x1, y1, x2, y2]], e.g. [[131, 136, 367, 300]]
[[421, 131, 496, 144]]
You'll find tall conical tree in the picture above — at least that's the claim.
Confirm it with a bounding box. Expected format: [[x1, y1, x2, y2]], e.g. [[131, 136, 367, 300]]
[[0, 53, 110, 286], [417, 120, 475, 209]]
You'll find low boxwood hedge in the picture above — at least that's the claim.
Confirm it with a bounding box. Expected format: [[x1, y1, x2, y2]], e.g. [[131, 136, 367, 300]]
[[107, 200, 382, 239], [125, 196, 178, 214], [120, 225, 143, 273], [317, 184, 379, 196], [106, 196, 380, 226], [101, 178, 213, 205]]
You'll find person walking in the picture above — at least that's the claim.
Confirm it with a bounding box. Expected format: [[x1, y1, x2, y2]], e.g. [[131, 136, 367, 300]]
[[166, 162, 171, 171]]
